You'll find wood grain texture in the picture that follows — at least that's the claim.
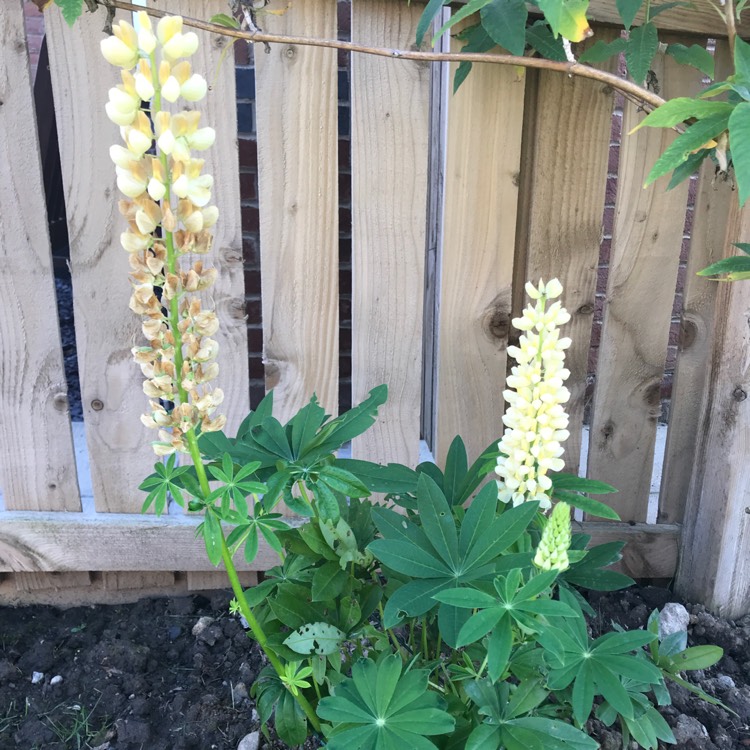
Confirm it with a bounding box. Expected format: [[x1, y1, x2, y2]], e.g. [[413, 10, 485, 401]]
[[350, 0, 430, 466], [586, 0, 750, 37], [0, 512, 673, 578], [0, 2, 80, 512], [676, 202, 750, 619], [587, 41, 704, 523], [520, 31, 616, 473], [254, 0, 339, 423], [103, 571, 175, 590], [150, 0, 250, 437], [14, 572, 92, 592], [433, 35, 526, 466], [46, 7, 154, 513], [659, 42, 733, 524], [0, 513, 285, 573], [187, 570, 257, 591]]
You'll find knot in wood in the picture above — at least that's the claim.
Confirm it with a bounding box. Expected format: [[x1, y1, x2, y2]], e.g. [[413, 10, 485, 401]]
[[285, 46, 296, 59], [576, 303, 594, 315], [52, 393, 68, 411], [732, 387, 747, 402], [91, 399, 104, 411], [679, 318, 698, 350], [485, 308, 510, 343]]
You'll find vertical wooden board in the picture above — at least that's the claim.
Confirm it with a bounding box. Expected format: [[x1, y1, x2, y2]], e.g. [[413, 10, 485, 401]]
[[659, 42, 732, 524], [0, 2, 80, 512], [351, 0, 430, 465], [46, 7, 153, 513], [676, 202, 750, 619], [255, 0, 339, 423], [520, 33, 616, 473], [433, 39, 526, 466], [587, 42, 704, 522], [150, 0, 250, 437]]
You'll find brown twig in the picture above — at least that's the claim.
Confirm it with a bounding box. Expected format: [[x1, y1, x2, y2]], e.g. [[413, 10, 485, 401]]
[[95, 0, 667, 113]]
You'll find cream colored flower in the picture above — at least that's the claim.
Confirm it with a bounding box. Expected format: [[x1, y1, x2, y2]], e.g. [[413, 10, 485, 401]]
[[172, 159, 214, 207], [533, 502, 572, 571], [496, 278, 572, 510], [100, 20, 139, 68]]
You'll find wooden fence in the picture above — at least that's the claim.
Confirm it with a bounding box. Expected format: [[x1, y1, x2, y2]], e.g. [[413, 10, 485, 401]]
[[1, 0, 749, 616]]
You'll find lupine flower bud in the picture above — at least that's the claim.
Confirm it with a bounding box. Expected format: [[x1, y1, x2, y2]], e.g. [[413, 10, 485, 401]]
[[533, 502, 571, 571], [101, 34, 139, 69]]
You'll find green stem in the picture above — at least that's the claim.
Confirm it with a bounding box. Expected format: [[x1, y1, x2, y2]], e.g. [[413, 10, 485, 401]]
[[421, 617, 429, 660], [296, 480, 317, 517], [370, 572, 403, 657], [219, 528, 321, 731], [435, 632, 442, 661]]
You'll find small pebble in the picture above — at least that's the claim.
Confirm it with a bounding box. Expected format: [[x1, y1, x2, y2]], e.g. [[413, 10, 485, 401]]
[[31, 672, 44, 684], [50, 675, 63, 686], [659, 603, 690, 639], [717, 674, 736, 690], [192, 616, 215, 637], [237, 731, 260, 750]]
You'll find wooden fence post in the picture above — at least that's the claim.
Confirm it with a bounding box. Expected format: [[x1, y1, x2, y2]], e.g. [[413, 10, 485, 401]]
[[675, 201, 750, 619]]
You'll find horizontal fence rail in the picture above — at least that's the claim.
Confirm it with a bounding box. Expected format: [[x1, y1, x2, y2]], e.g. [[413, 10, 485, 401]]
[[1, 0, 749, 615]]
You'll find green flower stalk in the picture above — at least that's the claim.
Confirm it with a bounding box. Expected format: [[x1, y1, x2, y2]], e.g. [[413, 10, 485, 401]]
[[496, 278, 572, 509], [533, 501, 572, 572]]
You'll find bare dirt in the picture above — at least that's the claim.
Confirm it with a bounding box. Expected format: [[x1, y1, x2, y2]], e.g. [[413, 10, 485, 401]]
[[0, 586, 748, 749]]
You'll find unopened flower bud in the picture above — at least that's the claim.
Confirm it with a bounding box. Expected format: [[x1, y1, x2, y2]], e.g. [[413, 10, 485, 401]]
[[533, 502, 571, 572]]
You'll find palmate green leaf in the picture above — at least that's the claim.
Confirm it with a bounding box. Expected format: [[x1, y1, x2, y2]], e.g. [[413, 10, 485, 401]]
[[283, 621, 345, 655], [442, 436, 469, 504], [335, 459, 418, 494], [383, 578, 454, 628], [432, 0, 494, 46], [318, 655, 455, 750], [616, 0, 642, 27], [466, 724, 502, 750], [276, 690, 308, 746], [479, 0, 528, 56], [645, 113, 730, 186], [625, 22, 658, 86], [249, 417, 293, 461], [459, 482, 500, 556], [631, 97, 734, 133], [369, 539, 451, 578], [318, 465, 370, 498], [487, 616, 514, 681], [55, 0, 85, 25], [666, 644, 724, 670], [579, 37, 627, 63], [730, 101, 750, 206], [311, 560, 349, 601], [536, 0, 591, 41], [202, 511, 224, 567], [552, 489, 620, 519], [525, 20, 567, 61], [666, 43, 714, 77], [288, 395, 327, 458], [312, 480, 341, 523], [417, 475, 459, 566]]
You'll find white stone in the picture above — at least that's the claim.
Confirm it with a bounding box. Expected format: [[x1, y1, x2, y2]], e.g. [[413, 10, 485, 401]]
[[237, 731, 260, 750], [673, 714, 708, 743], [31, 672, 44, 684], [658, 603, 690, 639], [50, 675, 63, 686], [191, 616, 215, 637], [717, 674, 736, 690]]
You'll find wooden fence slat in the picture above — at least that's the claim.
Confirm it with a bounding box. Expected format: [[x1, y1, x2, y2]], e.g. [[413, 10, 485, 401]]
[[15, 572, 92, 592], [187, 570, 257, 591], [0, 513, 674, 578], [255, 0, 339, 423], [676, 202, 750, 619], [0, 1, 80, 512], [151, 0, 250, 437], [350, 0, 431, 465], [659, 42, 733, 524], [587, 41, 704, 522], [46, 7, 154, 514], [518, 33, 616, 473], [0, 513, 282, 572], [432, 35, 526, 466]]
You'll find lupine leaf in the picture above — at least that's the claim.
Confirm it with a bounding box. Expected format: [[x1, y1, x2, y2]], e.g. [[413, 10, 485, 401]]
[[479, 0, 528, 56]]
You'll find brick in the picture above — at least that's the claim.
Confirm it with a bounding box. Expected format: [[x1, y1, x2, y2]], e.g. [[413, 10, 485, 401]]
[[338, 105, 350, 137], [338, 49, 349, 69], [250, 383, 267, 409], [687, 174, 698, 204], [339, 206, 351, 233], [24, 2, 43, 17], [589, 320, 602, 348], [242, 234, 260, 268], [340, 327, 352, 349], [338, 69, 350, 101], [340, 296, 351, 323], [339, 380, 352, 412], [338, 139, 350, 171], [239, 137, 257, 169], [607, 145, 620, 174], [339, 268, 351, 294], [235, 67, 256, 100], [596, 266, 609, 295], [338, 0, 351, 36], [248, 355, 265, 379], [234, 41, 250, 66], [241, 205, 260, 233], [599, 238, 612, 265], [340, 354, 352, 378], [339, 172, 351, 206], [601, 206, 615, 237], [244, 269, 261, 295], [245, 296, 262, 324], [680, 236, 690, 263], [239, 171, 258, 203], [247, 327, 263, 352], [604, 176, 618, 207], [339, 237, 351, 264], [668, 322, 680, 346], [237, 102, 254, 135]]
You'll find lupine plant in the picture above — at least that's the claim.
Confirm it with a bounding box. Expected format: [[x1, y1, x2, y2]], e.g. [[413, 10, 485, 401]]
[[102, 16, 723, 749]]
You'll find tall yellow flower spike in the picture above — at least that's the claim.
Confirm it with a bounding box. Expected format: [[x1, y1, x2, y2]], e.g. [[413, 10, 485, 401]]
[[496, 278, 572, 509], [101, 12, 223, 456]]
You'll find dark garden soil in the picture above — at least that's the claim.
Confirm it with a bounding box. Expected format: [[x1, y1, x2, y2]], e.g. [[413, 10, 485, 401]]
[[1, 586, 749, 750]]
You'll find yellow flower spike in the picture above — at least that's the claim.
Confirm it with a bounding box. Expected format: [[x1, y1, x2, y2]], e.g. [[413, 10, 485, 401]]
[[134, 198, 161, 235], [156, 15, 184, 45], [135, 11, 157, 55], [110, 145, 136, 170], [101, 21, 139, 69], [147, 157, 167, 201], [134, 59, 155, 101], [116, 163, 148, 199], [172, 159, 213, 207], [202, 206, 219, 228], [120, 230, 151, 253], [122, 111, 154, 157], [496, 278, 572, 509]]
